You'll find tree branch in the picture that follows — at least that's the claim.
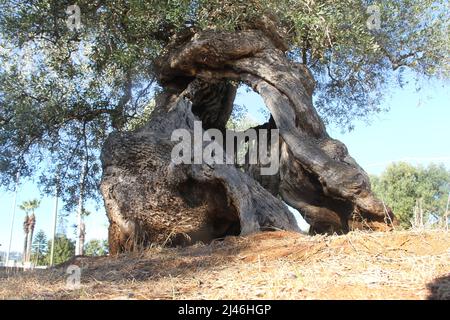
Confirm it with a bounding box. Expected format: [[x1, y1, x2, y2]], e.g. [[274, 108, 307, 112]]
[[380, 46, 417, 70]]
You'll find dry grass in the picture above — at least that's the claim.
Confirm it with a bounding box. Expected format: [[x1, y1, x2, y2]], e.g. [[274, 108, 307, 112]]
[[0, 229, 449, 300]]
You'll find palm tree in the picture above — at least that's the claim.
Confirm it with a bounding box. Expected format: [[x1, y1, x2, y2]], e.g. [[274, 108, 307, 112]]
[[19, 199, 40, 263], [27, 213, 36, 262], [22, 214, 29, 263]]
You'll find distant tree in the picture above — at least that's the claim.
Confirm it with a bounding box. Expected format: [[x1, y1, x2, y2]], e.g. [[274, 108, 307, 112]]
[[31, 230, 48, 266], [227, 115, 260, 132], [19, 199, 40, 262], [227, 104, 250, 131], [226, 112, 261, 172], [22, 214, 28, 263], [47, 234, 75, 265], [57, 211, 69, 236], [19, 199, 40, 215], [84, 239, 109, 257], [73, 208, 90, 256], [371, 163, 450, 228]]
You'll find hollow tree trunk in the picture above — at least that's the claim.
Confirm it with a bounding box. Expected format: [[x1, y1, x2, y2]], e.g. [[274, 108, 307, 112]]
[[101, 27, 395, 254]]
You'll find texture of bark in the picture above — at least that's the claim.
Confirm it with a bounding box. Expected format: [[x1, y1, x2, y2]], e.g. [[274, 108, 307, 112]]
[[101, 91, 300, 254], [101, 28, 395, 253]]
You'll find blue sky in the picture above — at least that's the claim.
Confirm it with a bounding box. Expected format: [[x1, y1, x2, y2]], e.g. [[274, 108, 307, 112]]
[[1, 78, 449, 253]]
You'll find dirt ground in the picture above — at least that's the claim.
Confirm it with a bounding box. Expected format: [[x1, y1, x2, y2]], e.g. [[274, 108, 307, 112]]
[[0, 230, 449, 300]]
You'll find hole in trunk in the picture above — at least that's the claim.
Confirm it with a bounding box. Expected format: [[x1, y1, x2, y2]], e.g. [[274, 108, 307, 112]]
[[227, 84, 270, 131], [174, 178, 241, 246], [174, 81, 283, 246]]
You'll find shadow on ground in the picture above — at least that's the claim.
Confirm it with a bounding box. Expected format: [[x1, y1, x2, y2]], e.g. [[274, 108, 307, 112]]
[[427, 274, 450, 300]]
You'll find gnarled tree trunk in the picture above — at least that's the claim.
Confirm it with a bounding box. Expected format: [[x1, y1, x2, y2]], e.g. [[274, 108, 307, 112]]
[[101, 27, 395, 254]]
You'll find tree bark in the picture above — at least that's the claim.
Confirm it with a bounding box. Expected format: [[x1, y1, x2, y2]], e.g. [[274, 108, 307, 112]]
[[101, 89, 300, 254], [101, 29, 395, 253]]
